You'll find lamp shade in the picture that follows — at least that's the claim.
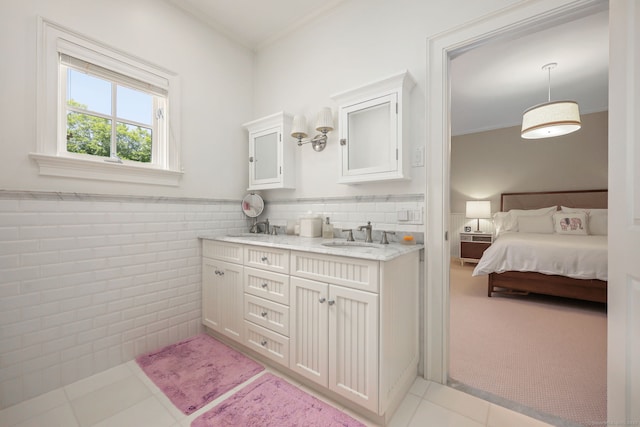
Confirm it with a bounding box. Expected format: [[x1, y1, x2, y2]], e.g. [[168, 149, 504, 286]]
[[291, 115, 308, 139], [315, 107, 333, 133], [521, 100, 581, 139], [466, 200, 491, 219]]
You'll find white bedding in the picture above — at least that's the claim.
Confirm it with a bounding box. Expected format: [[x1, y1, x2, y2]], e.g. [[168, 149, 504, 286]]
[[472, 232, 608, 281]]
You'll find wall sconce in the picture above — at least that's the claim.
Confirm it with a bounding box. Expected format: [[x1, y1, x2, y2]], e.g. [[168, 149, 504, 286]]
[[291, 107, 334, 152]]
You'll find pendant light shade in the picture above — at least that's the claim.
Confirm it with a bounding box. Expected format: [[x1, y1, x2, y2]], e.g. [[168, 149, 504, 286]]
[[521, 63, 581, 139], [521, 100, 581, 139]]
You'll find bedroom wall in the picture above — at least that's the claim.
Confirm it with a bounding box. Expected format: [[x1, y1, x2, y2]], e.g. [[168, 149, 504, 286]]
[[450, 110, 608, 214]]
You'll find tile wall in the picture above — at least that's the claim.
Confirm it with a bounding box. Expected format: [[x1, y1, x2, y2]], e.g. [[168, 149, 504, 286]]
[[0, 190, 425, 410], [262, 194, 425, 243]]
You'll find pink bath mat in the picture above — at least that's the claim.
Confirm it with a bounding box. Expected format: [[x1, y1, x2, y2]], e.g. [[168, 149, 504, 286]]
[[191, 373, 366, 427], [136, 334, 264, 415]]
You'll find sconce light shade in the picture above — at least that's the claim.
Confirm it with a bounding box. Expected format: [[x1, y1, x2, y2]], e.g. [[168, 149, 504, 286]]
[[291, 107, 333, 152], [465, 200, 491, 232], [315, 107, 334, 134], [521, 100, 581, 139], [291, 115, 308, 141]]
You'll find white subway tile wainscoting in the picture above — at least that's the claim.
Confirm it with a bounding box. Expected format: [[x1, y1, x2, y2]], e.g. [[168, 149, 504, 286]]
[[0, 191, 424, 410], [0, 191, 249, 408]]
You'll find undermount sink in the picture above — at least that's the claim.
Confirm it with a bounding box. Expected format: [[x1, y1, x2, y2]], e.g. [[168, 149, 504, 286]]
[[227, 233, 270, 237], [321, 241, 384, 248]]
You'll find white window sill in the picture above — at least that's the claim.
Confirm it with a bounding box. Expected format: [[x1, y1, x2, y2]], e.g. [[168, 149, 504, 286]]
[[29, 153, 183, 186]]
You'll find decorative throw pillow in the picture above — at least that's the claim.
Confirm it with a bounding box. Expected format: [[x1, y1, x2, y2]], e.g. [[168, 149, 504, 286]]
[[504, 206, 557, 232], [553, 212, 588, 235], [560, 207, 608, 235], [517, 214, 554, 234]]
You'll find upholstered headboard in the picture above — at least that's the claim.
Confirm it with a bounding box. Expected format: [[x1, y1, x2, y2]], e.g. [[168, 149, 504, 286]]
[[501, 189, 608, 212]]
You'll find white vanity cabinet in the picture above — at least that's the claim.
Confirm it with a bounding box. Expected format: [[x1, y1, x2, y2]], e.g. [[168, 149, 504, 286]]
[[332, 71, 415, 184], [202, 241, 244, 342], [243, 112, 295, 190], [201, 237, 420, 422], [289, 250, 417, 417]]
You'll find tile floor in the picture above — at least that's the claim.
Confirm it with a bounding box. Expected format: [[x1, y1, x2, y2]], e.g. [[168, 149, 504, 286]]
[[0, 360, 554, 427]]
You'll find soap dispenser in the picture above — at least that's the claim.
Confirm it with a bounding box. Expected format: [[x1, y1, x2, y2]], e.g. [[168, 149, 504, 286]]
[[322, 217, 334, 239]]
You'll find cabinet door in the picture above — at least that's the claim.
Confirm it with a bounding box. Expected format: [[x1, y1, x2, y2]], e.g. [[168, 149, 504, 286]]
[[289, 277, 328, 386], [249, 126, 281, 186], [202, 258, 243, 342], [340, 94, 398, 179], [328, 285, 379, 412]]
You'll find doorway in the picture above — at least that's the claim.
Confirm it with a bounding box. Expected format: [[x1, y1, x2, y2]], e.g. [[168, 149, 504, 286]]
[[423, 0, 612, 422]]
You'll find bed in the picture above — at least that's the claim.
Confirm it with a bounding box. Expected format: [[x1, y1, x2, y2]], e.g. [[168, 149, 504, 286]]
[[472, 189, 608, 303]]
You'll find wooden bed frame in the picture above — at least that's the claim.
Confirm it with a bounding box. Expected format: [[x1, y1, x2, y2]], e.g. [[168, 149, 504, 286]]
[[487, 189, 608, 303]]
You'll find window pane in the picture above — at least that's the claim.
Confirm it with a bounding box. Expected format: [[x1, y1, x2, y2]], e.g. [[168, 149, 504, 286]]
[[66, 112, 111, 157], [67, 69, 111, 115], [116, 122, 152, 163], [117, 85, 152, 125]]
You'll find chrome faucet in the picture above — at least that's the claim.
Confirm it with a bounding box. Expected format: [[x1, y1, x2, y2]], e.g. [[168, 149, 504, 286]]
[[358, 221, 373, 243], [250, 218, 270, 234]]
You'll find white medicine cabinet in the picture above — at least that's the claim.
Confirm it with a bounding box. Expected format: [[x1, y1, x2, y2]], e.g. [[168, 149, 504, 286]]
[[243, 112, 295, 190], [332, 71, 415, 184]]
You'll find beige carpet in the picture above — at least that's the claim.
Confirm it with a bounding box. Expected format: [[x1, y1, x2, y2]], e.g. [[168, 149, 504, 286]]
[[448, 261, 607, 427]]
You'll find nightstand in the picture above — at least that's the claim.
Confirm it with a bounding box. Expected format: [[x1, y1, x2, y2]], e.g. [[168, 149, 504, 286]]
[[459, 232, 493, 266]]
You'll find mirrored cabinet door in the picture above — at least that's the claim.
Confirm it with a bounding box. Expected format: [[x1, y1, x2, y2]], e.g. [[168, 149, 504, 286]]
[[333, 70, 415, 185], [342, 94, 397, 178], [243, 112, 295, 190], [251, 128, 279, 183]]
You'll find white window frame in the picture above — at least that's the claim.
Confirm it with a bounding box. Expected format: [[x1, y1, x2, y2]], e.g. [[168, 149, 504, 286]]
[[33, 17, 183, 186]]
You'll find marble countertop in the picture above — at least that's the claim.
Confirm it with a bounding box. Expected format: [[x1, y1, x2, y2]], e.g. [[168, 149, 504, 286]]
[[200, 233, 423, 261]]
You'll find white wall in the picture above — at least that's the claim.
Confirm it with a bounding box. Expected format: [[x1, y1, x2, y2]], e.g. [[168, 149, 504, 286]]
[[252, 0, 520, 200], [0, 0, 253, 199]]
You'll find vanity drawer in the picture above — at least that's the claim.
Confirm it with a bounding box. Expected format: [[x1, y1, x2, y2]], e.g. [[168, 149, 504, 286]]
[[290, 251, 379, 292], [202, 240, 243, 264], [244, 246, 289, 274], [244, 267, 289, 305], [244, 321, 289, 367], [244, 294, 289, 336]]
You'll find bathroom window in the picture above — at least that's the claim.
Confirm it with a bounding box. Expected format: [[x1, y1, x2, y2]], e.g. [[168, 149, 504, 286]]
[[33, 18, 183, 186]]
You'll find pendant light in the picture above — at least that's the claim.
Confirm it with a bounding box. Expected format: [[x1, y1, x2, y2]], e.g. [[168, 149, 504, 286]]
[[521, 63, 581, 139]]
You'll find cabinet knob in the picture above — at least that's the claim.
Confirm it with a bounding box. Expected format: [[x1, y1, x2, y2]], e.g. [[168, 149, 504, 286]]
[[261, 311, 268, 317], [249, 156, 254, 163], [260, 339, 268, 346], [261, 256, 268, 262], [261, 283, 268, 289], [327, 299, 335, 306], [318, 297, 326, 303], [340, 138, 347, 146]]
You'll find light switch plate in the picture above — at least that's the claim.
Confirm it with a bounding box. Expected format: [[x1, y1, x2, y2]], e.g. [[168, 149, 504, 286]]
[[412, 146, 425, 167]]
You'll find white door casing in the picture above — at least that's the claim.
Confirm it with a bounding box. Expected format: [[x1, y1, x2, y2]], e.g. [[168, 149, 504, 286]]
[[607, 1, 640, 423]]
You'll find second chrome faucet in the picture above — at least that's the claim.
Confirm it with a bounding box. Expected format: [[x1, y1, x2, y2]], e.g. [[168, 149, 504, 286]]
[[357, 221, 373, 243]]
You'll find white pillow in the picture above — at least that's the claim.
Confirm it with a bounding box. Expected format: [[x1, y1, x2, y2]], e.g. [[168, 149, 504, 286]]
[[492, 212, 510, 236], [588, 212, 608, 235], [517, 214, 554, 234], [561, 207, 608, 235], [561, 206, 607, 215], [553, 212, 588, 235], [504, 206, 558, 232]]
